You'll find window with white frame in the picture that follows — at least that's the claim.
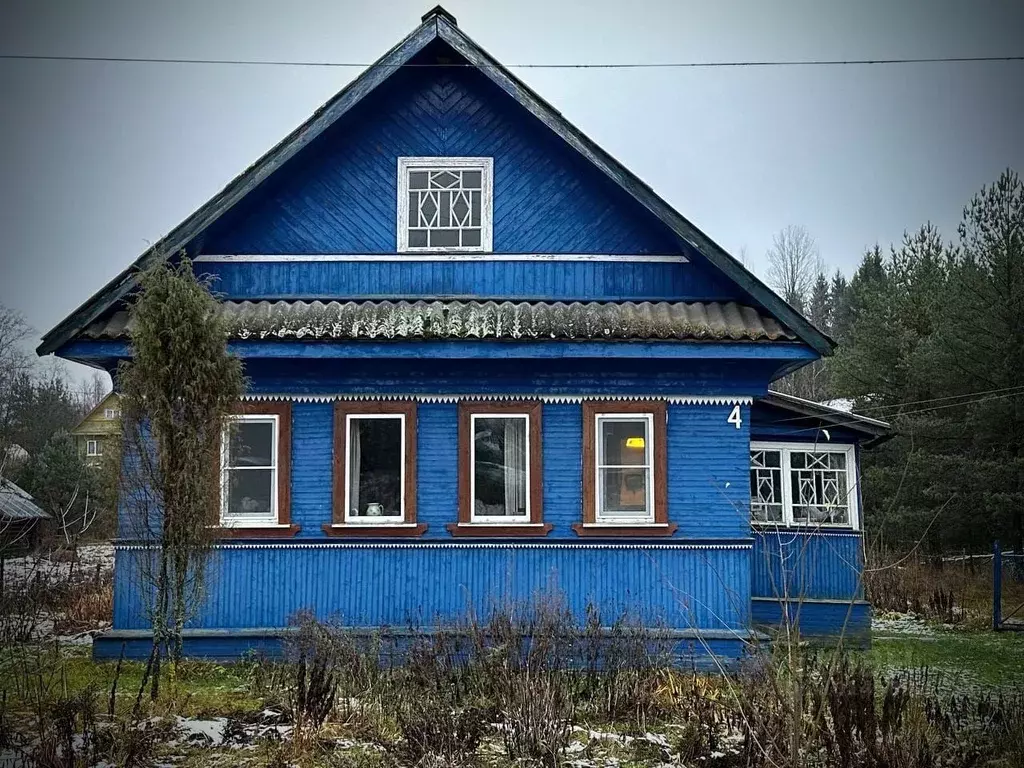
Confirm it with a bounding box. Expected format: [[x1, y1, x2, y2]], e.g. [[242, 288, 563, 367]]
[[749, 443, 858, 528], [221, 415, 278, 525], [104, 408, 120, 419], [595, 413, 654, 523], [397, 157, 493, 252], [86, 439, 101, 457], [345, 414, 405, 522], [471, 414, 530, 522]]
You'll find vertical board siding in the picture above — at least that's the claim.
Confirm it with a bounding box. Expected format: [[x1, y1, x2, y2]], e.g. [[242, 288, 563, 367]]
[[416, 404, 459, 537], [204, 260, 733, 302], [668, 404, 751, 539], [751, 599, 870, 639], [290, 403, 334, 535], [283, 400, 756, 541], [752, 531, 864, 601], [112, 544, 750, 631], [541, 404, 582, 532]]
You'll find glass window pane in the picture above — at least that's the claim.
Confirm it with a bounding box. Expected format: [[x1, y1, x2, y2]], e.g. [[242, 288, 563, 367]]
[[473, 417, 528, 517], [429, 229, 461, 248], [439, 190, 451, 228], [408, 229, 428, 248], [461, 229, 481, 247], [228, 421, 273, 467], [599, 467, 648, 516], [226, 468, 273, 518], [349, 417, 403, 518], [471, 191, 481, 227], [790, 450, 849, 525], [462, 170, 482, 188], [409, 171, 429, 189], [599, 419, 648, 466]]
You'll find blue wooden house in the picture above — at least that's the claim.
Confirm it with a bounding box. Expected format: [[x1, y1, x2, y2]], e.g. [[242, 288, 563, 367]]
[[39, 7, 889, 663]]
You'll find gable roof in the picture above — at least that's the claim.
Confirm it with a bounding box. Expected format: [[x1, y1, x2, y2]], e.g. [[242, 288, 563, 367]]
[[37, 5, 834, 357], [70, 391, 120, 436], [0, 477, 49, 521]]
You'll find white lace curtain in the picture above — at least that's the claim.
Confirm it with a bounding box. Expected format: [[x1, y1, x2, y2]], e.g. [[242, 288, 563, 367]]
[[503, 419, 526, 515]]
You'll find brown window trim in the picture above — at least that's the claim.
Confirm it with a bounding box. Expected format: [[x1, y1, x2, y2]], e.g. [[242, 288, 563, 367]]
[[212, 401, 297, 538], [573, 400, 673, 538], [451, 400, 548, 537], [325, 400, 425, 538]]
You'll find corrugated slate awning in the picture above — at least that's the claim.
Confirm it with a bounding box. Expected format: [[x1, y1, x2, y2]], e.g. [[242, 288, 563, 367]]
[[0, 478, 49, 521], [83, 300, 795, 343]]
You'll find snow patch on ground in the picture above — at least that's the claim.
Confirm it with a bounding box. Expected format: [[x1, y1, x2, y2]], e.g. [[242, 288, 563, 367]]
[[2, 543, 114, 587], [871, 611, 949, 636]]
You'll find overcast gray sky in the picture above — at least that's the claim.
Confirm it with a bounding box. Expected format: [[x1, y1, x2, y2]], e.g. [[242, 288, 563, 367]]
[[2, 0, 1022, 384]]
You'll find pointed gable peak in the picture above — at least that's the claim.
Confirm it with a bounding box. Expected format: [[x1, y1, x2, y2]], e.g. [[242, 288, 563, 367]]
[[38, 8, 833, 357], [421, 5, 458, 26]]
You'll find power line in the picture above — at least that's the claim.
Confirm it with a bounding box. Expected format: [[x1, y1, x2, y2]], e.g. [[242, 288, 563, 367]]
[[1, 53, 1023, 69]]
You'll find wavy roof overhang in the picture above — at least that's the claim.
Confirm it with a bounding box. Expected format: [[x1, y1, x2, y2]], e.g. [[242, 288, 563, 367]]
[[83, 300, 796, 343], [38, 7, 833, 358]]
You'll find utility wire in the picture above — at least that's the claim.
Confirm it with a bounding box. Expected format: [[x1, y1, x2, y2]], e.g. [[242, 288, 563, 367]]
[[810, 383, 1024, 416], [1, 53, 1023, 68]]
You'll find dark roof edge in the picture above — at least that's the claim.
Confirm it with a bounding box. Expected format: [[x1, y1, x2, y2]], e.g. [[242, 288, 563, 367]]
[[37, 15, 441, 356], [38, 8, 833, 357], [760, 390, 893, 446]]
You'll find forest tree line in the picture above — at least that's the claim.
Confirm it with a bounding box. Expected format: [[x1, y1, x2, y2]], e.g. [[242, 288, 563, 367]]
[[767, 169, 1024, 555]]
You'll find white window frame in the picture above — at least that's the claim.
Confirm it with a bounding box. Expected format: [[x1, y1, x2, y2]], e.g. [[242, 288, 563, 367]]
[[397, 156, 493, 253], [469, 412, 531, 524], [594, 412, 655, 525], [86, 439, 101, 457], [104, 408, 119, 419], [220, 414, 279, 527], [343, 413, 406, 525], [749, 441, 859, 530]]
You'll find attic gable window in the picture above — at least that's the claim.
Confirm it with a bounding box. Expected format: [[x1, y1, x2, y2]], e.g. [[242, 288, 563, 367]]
[[398, 157, 493, 252]]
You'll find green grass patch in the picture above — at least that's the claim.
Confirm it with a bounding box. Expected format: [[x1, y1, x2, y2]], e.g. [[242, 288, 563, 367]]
[[868, 629, 1024, 690], [0, 645, 262, 718]]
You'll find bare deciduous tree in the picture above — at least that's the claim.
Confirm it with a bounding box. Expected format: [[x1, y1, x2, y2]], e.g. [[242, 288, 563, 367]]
[[765, 225, 823, 312]]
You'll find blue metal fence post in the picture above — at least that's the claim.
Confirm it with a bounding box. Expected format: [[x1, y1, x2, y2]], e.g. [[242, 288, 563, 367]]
[[993, 540, 1002, 632]]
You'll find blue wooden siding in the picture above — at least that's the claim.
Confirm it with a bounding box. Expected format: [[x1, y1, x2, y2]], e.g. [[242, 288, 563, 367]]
[[202, 259, 735, 302], [281, 401, 752, 541], [750, 403, 865, 444], [192, 60, 742, 303], [241, 359, 781, 398], [112, 543, 751, 631], [752, 531, 864, 601], [751, 598, 870, 640]]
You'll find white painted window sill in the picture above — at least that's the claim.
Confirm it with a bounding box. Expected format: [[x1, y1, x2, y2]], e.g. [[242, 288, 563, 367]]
[[332, 522, 418, 528], [586, 522, 665, 528]]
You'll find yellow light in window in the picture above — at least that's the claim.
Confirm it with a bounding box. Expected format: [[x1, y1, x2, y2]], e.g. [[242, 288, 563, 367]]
[[625, 437, 645, 449]]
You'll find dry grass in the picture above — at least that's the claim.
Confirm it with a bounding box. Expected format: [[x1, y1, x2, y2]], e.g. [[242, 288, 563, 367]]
[[864, 551, 1024, 627]]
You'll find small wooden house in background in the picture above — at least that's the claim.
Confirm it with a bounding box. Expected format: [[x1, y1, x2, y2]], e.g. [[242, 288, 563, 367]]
[[70, 392, 121, 466], [39, 7, 889, 663]]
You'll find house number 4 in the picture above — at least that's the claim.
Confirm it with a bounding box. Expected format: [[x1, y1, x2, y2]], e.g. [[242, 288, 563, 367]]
[[727, 405, 742, 429]]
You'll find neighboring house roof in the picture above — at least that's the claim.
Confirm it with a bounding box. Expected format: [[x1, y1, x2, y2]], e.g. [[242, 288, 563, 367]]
[[36, 6, 833, 359], [70, 391, 121, 437], [84, 300, 795, 343], [0, 477, 49, 521], [760, 390, 892, 446]]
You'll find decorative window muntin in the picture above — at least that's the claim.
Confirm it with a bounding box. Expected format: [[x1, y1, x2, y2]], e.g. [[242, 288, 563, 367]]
[[470, 413, 531, 523], [749, 442, 858, 528], [221, 414, 279, 526], [595, 414, 655, 523], [398, 157, 493, 252], [750, 448, 783, 523], [86, 439, 101, 457], [344, 413, 406, 523]]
